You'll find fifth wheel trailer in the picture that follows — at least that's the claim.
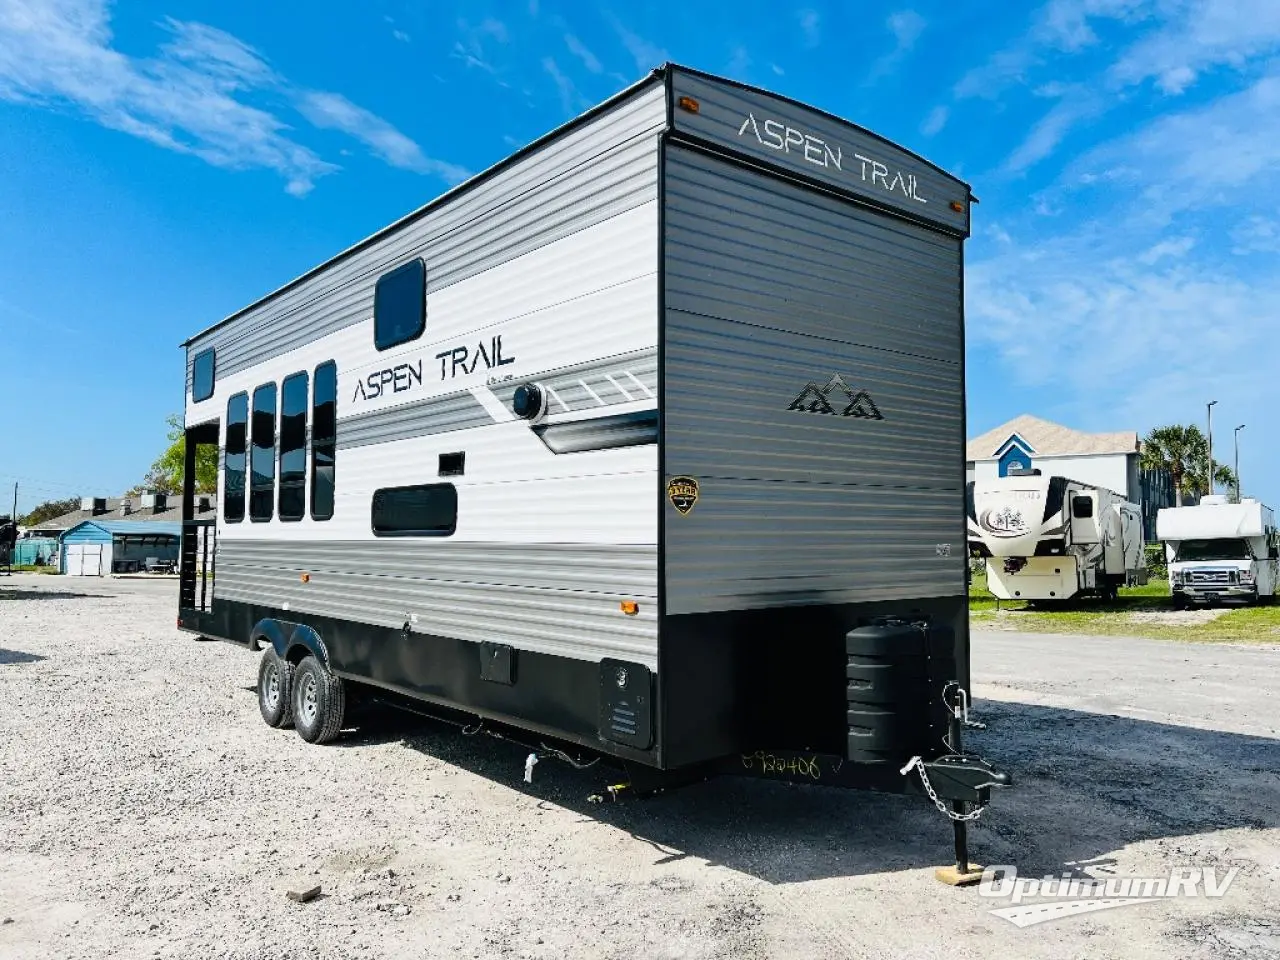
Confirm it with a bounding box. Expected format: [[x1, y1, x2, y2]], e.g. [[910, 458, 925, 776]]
[[967, 473, 1146, 601], [177, 65, 1007, 863]]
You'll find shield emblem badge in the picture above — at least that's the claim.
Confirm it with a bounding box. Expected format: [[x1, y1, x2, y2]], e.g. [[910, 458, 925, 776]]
[[666, 476, 699, 516]]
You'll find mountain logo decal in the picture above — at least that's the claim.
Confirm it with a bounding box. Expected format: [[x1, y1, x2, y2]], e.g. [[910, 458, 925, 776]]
[[787, 374, 884, 420]]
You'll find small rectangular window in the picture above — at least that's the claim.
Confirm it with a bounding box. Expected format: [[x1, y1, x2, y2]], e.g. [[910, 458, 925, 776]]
[[278, 371, 308, 522], [250, 383, 277, 522], [438, 452, 465, 477], [372, 483, 457, 537], [192, 349, 216, 402], [311, 361, 337, 521], [1071, 495, 1094, 519], [374, 259, 426, 351], [224, 393, 248, 523]]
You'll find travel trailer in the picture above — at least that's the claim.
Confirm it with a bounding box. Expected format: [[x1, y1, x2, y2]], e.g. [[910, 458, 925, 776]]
[[176, 65, 1007, 866], [1157, 496, 1278, 605], [967, 472, 1146, 601]]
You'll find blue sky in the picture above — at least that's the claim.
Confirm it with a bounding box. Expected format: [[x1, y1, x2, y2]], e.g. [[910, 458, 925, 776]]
[[1, 0, 1277, 514]]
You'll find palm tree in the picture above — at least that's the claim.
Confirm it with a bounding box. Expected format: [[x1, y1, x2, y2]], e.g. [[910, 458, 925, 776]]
[[1142, 425, 1201, 506], [1141, 424, 1238, 504], [1186, 460, 1237, 501]]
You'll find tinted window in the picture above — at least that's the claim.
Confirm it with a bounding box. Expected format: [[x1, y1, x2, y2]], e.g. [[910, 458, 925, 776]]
[[1175, 538, 1252, 561], [250, 383, 277, 522], [311, 361, 337, 521], [374, 259, 426, 351], [372, 483, 457, 537], [278, 372, 308, 522], [1071, 495, 1094, 519], [224, 393, 248, 523], [192, 349, 216, 402]]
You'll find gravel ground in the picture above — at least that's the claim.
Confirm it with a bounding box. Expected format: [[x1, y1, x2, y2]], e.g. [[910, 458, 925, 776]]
[[1, 574, 1278, 959]]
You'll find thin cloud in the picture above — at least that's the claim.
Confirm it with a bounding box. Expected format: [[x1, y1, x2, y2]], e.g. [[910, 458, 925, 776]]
[[920, 104, 949, 136], [542, 56, 584, 116], [0, 0, 333, 195], [564, 33, 603, 74], [868, 9, 927, 82], [957, 0, 1280, 102], [295, 91, 471, 184], [1231, 216, 1280, 256], [391, 29, 410, 43], [888, 9, 927, 49], [1110, 0, 1280, 93], [1002, 91, 1100, 174], [728, 45, 751, 79], [797, 8, 821, 48], [610, 18, 667, 73], [0, 0, 464, 194], [453, 17, 510, 74], [1137, 236, 1196, 264]]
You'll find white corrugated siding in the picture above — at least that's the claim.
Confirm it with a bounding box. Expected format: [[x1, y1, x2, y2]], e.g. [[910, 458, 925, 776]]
[[185, 81, 667, 396]]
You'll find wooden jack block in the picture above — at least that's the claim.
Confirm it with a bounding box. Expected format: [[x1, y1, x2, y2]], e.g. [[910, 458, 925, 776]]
[[935, 864, 985, 886]]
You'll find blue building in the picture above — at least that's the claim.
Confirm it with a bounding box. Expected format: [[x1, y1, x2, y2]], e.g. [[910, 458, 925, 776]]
[[61, 519, 182, 576]]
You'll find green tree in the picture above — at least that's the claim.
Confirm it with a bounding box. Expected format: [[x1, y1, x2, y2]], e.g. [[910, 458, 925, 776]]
[[144, 414, 218, 495], [1141, 424, 1237, 505], [19, 497, 81, 527]]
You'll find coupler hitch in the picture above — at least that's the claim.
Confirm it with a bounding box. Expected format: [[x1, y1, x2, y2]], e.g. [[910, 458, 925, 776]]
[[901, 686, 1011, 885]]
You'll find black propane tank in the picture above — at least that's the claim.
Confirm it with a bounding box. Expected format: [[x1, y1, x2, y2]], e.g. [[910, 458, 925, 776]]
[[845, 620, 958, 765]]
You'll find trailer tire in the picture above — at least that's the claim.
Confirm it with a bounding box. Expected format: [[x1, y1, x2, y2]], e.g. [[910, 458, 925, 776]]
[[292, 656, 345, 745], [257, 649, 295, 729]]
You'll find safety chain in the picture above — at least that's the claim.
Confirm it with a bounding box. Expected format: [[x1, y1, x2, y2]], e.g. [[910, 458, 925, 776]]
[[900, 756, 988, 822]]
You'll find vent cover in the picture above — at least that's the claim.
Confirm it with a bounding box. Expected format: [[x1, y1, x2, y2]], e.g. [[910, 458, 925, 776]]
[[598, 659, 652, 749]]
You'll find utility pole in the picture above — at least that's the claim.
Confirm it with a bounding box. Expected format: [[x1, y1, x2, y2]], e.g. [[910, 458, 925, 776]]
[[1234, 424, 1246, 502], [1206, 400, 1218, 498]]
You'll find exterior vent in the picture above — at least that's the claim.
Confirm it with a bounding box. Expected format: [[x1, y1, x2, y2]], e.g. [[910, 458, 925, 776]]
[[140, 492, 168, 512], [119, 499, 132, 516], [82, 497, 108, 515], [196, 496, 213, 513]]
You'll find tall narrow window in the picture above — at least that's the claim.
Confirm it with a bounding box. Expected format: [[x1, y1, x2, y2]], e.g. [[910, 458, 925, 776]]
[[192, 349, 216, 402], [374, 259, 426, 351], [250, 383, 277, 522], [311, 361, 337, 521], [278, 371, 308, 521], [224, 393, 248, 523]]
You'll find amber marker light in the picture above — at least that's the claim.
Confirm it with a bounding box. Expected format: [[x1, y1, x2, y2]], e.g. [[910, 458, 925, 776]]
[[678, 96, 700, 113], [949, 201, 965, 213], [300, 573, 311, 583], [620, 600, 640, 616]]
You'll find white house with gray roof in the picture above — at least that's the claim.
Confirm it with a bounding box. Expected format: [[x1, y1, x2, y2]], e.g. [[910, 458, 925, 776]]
[[967, 414, 1175, 541]]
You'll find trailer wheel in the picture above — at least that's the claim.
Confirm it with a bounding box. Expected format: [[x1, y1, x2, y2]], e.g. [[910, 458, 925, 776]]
[[292, 656, 346, 744], [257, 650, 295, 729]]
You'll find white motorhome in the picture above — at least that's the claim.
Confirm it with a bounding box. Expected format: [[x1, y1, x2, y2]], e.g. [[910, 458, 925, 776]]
[[1157, 496, 1279, 605], [174, 66, 1008, 843], [967, 472, 1146, 601]]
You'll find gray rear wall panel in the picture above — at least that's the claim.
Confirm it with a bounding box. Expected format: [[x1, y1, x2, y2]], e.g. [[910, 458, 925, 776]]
[[662, 145, 966, 616]]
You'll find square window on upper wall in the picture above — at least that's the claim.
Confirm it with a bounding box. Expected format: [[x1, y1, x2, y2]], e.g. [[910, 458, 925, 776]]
[[192, 349, 216, 402], [374, 258, 426, 351]]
